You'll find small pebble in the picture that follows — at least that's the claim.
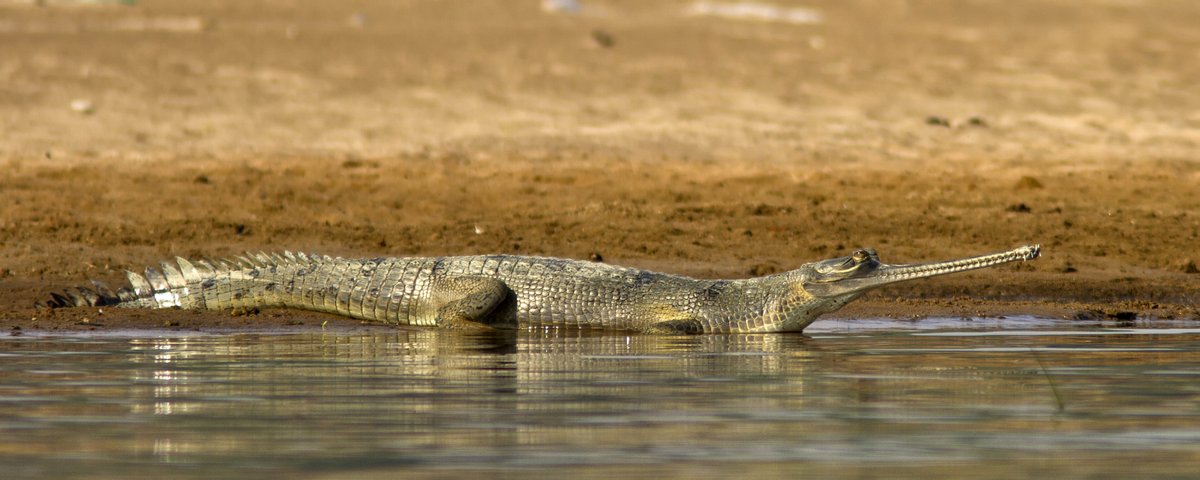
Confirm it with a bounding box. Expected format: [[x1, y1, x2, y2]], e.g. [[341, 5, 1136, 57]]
[[543, 0, 581, 14], [229, 307, 260, 317], [1014, 176, 1043, 190], [590, 30, 615, 48], [70, 99, 95, 115]]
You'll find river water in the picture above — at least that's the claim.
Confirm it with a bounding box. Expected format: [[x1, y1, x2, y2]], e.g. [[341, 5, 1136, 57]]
[[2, 317, 1198, 479]]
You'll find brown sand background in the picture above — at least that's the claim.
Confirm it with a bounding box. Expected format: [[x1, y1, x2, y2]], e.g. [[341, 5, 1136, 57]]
[[1, 0, 1197, 332]]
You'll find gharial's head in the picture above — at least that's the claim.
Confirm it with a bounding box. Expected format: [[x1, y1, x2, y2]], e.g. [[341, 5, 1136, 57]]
[[798, 245, 1041, 301], [746, 244, 1039, 333]]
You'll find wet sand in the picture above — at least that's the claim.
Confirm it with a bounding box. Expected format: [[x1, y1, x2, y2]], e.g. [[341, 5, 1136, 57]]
[[1, 0, 1198, 333]]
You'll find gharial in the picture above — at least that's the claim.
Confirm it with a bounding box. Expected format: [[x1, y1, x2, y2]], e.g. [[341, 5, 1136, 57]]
[[42, 245, 1040, 334]]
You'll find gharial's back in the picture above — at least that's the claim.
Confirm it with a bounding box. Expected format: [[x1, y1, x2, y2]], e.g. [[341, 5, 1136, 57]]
[[339, 254, 726, 330]]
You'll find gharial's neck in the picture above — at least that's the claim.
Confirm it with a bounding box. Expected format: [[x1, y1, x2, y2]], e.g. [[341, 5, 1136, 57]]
[[775, 282, 862, 333], [713, 271, 852, 333]]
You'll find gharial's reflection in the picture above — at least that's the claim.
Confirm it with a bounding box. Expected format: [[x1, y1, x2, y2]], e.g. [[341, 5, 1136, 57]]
[[2, 324, 1198, 477]]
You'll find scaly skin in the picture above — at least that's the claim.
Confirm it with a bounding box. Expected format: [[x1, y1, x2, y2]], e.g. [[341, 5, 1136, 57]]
[[44, 245, 1040, 333]]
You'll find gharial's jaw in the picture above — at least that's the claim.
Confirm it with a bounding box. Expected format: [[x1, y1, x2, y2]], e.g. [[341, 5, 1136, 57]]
[[802, 245, 1040, 298]]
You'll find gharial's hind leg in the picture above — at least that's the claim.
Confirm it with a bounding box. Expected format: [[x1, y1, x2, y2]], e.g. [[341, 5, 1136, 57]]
[[430, 276, 515, 330]]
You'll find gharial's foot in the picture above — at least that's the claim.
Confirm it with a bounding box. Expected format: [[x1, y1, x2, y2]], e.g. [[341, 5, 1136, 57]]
[[431, 276, 513, 330]]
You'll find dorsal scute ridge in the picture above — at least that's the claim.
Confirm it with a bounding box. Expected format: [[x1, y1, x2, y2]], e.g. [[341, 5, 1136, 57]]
[[72, 287, 99, 306], [50, 291, 71, 307], [160, 262, 187, 289], [223, 255, 245, 269], [90, 280, 114, 297], [116, 287, 137, 302], [254, 251, 284, 267], [125, 270, 152, 296], [235, 255, 258, 268], [176, 257, 202, 283], [196, 259, 216, 273], [144, 267, 170, 293]]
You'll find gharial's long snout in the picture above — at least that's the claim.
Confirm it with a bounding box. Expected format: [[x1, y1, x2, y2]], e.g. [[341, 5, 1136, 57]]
[[802, 244, 1041, 298]]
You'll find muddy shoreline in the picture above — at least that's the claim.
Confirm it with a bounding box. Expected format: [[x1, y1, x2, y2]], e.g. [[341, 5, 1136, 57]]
[[2, 1, 1198, 334]]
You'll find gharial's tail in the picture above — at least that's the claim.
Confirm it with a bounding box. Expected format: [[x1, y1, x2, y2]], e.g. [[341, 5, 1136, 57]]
[[38, 252, 317, 310], [38, 279, 131, 309]]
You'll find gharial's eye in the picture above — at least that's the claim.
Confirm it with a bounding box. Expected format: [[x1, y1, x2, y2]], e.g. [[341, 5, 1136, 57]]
[[852, 249, 870, 262]]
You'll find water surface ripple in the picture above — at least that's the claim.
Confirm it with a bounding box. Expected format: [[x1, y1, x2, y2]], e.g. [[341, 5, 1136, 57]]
[[1, 317, 1198, 479]]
